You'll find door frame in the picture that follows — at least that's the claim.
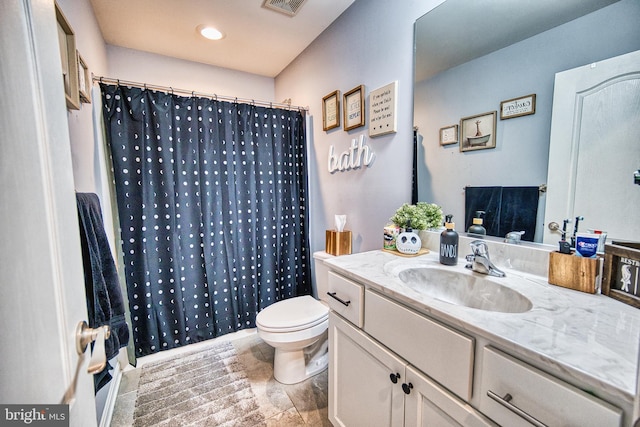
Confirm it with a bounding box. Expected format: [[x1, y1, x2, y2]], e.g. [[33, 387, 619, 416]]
[[0, 0, 96, 424]]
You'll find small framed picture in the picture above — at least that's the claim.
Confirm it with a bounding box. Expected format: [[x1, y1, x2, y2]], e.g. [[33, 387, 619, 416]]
[[77, 52, 91, 103], [460, 111, 497, 152], [500, 94, 536, 120], [439, 124, 458, 146], [322, 90, 340, 131], [343, 85, 365, 131], [56, 2, 79, 110]]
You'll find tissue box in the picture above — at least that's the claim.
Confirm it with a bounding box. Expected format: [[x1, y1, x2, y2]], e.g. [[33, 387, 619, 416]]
[[548, 251, 602, 294], [602, 241, 640, 308], [326, 230, 352, 256]]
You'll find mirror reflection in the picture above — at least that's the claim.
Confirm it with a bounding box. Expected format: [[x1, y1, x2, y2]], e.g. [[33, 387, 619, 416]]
[[414, 0, 640, 244]]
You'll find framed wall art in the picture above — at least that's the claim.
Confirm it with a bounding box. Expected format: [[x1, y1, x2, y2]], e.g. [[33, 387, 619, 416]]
[[55, 2, 80, 110], [368, 81, 397, 137], [343, 85, 365, 131], [439, 124, 458, 146], [322, 90, 340, 131], [77, 52, 91, 103], [460, 111, 497, 152], [500, 94, 536, 120]]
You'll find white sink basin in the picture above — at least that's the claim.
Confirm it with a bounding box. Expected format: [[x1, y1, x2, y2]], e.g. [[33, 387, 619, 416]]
[[398, 267, 532, 313]]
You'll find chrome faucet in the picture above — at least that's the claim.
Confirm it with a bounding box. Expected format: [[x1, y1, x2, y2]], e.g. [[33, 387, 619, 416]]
[[465, 240, 506, 277]]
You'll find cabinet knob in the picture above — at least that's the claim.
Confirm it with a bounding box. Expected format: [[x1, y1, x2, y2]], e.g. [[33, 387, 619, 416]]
[[389, 373, 400, 384], [402, 382, 413, 394]]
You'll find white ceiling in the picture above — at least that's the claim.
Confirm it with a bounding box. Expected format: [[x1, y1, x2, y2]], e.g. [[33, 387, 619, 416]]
[[89, 0, 355, 78]]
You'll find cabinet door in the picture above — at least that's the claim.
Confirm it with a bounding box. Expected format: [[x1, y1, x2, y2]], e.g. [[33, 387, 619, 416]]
[[329, 312, 405, 427], [405, 365, 497, 427]]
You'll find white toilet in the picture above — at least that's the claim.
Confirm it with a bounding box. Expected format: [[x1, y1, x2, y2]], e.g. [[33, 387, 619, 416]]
[[256, 251, 333, 384]]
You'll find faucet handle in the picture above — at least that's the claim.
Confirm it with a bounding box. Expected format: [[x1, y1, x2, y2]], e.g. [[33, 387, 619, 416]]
[[469, 240, 488, 255]]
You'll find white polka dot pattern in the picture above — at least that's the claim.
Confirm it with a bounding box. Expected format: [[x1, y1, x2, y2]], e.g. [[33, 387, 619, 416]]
[[101, 85, 311, 357]]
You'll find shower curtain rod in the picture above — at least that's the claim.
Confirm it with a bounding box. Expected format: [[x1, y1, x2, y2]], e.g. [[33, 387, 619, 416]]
[[92, 75, 308, 111]]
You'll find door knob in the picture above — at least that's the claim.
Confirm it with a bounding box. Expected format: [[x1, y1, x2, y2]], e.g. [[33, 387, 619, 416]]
[[75, 321, 110, 374]]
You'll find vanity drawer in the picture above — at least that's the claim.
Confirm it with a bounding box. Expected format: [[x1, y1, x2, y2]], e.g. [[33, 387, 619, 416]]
[[327, 271, 364, 328], [364, 289, 474, 401], [479, 346, 622, 427]]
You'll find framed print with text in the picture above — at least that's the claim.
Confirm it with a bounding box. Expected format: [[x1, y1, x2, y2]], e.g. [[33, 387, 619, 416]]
[[343, 85, 365, 131], [322, 90, 340, 131], [500, 94, 536, 119], [439, 124, 458, 145]]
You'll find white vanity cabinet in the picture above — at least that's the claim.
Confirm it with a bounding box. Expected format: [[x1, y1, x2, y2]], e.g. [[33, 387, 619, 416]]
[[326, 267, 626, 427], [327, 272, 494, 427], [329, 312, 493, 427]]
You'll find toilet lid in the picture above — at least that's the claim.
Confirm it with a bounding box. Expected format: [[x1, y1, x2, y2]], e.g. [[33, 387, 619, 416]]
[[256, 295, 329, 333]]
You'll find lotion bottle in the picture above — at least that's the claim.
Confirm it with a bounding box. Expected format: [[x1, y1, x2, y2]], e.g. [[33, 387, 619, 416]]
[[467, 210, 487, 237], [440, 215, 458, 265]]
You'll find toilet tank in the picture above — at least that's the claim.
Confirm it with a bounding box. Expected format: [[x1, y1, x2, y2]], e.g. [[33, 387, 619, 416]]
[[312, 251, 334, 303]]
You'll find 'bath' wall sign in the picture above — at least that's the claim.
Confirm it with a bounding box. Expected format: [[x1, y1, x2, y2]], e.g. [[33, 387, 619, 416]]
[[328, 135, 375, 173]]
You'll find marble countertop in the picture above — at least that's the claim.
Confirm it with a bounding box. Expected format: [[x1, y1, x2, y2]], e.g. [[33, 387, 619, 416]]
[[324, 249, 640, 403]]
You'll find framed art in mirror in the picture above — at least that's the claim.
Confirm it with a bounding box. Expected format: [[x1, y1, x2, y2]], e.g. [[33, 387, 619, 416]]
[[55, 2, 79, 110], [500, 93, 536, 120], [77, 53, 91, 103], [322, 90, 340, 131], [343, 85, 365, 131], [439, 124, 458, 146], [460, 111, 496, 152]]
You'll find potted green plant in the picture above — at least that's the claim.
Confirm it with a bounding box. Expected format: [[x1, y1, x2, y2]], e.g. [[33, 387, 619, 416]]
[[390, 202, 443, 231]]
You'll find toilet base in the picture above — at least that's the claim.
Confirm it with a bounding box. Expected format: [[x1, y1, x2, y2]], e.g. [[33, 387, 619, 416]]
[[273, 331, 328, 384]]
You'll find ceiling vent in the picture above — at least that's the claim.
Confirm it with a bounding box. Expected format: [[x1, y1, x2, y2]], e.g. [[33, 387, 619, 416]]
[[262, 0, 308, 17]]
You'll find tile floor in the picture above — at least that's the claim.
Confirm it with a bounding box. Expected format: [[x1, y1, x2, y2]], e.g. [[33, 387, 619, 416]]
[[109, 330, 331, 426]]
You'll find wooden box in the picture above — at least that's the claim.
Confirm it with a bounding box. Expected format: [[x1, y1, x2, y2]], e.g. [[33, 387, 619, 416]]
[[548, 251, 602, 294], [602, 241, 640, 308], [326, 230, 352, 256]]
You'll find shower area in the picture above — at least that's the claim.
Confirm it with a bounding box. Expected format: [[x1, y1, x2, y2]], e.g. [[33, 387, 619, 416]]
[[96, 81, 313, 359]]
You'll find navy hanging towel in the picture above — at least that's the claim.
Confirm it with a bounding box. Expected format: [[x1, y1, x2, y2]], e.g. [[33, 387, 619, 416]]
[[465, 186, 539, 242], [76, 192, 129, 391]]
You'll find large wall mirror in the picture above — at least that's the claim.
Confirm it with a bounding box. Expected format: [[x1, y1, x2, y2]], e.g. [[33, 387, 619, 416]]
[[414, 0, 640, 245]]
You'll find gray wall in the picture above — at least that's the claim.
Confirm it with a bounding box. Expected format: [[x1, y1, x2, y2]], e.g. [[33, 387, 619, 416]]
[[415, 0, 640, 240], [275, 0, 445, 254]]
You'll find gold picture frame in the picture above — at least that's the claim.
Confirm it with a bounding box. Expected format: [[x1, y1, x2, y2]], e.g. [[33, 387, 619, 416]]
[[460, 111, 497, 152], [55, 2, 79, 110], [322, 90, 340, 131], [77, 52, 91, 103], [343, 85, 365, 131]]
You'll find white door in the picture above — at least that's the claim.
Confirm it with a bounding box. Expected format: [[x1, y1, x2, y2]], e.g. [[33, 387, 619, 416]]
[[0, 0, 96, 425], [544, 50, 640, 244]]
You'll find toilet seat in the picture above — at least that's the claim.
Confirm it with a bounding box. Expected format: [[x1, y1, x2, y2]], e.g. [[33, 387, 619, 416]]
[[256, 295, 329, 333]]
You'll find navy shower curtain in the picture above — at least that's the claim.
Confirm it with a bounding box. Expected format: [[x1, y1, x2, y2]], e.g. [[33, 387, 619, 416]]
[[101, 84, 311, 357]]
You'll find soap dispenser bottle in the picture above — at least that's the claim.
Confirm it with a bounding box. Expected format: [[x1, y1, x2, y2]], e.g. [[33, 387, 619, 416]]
[[440, 215, 458, 265], [467, 210, 487, 237]]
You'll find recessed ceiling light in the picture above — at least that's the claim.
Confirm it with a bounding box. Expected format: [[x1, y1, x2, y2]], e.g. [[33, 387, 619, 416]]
[[198, 25, 224, 41]]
